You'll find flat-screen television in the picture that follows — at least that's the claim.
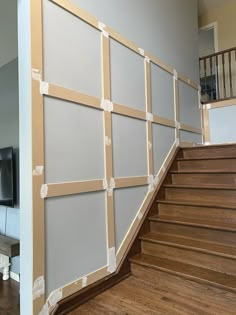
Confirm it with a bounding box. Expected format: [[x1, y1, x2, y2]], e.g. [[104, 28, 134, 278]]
[[0, 147, 14, 207]]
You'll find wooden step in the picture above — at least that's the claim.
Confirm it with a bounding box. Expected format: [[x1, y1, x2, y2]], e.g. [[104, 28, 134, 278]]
[[164, 185, 236, 205], [156, 201, 236, 224], [150, 216, 236, 247], [130, 253, 236, 294], [182, 145, 236, 159], [177, 157, 236, 172], [141, 233, 236, 275], [171, 171, 236, 186], [156, 199, 236, 210]]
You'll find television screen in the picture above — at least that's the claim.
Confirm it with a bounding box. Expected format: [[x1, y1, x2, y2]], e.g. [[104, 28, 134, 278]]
[[0, 147, 14, 207]]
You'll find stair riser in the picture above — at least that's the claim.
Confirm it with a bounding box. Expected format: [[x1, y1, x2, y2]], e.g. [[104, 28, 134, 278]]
[[165, 188, 236, 204], [142, 241, 236, 275], [131, 263, 236, 308], [182, 147, 236, 159], [177, 159, 236, 172], [157, 203, 236, 223], [172, 173, 236, 186], [150, 221, 236, 246]]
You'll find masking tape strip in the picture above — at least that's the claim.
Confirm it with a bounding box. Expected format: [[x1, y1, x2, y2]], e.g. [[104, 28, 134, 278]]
[[101, 99, 113, 112], [82, 276, 88, 288], [204, 141, 211, 145], [33, 165, 44, 176], [33, 276, 45, 300], [48, 288, 62, 308], [108, 247, 116, 273], [175, 121, 181, 129], [138, 48, 145, 56], [40, 81, 49, 95], [204, 104, 211, 110], [32, 68, 41, 81], [105, 136, 111, 146], [145, 56, 150, 63], [98, 21, 109, 38], [40, 184, 48, 199], [108, 178, 115, 196], [39, 303, 49, 315], [138, 211, 143, 221], [146, 112, 153, 122], [173, 69, 178, 80], [148, 174, 160, 192], [103, 179, 108, 190], [148, 141, 152, 150], [175, 138, 180, 147]]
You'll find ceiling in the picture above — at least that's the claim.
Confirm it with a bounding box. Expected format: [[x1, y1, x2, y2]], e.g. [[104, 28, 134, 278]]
[[198, 0, 235, 16]]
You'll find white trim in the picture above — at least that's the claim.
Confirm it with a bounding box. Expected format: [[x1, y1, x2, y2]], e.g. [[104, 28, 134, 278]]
[[199, 22, 218, 53], [10, 271, 20, 282]]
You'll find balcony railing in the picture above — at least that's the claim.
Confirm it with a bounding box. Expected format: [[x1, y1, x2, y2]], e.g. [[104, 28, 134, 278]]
[[199, 47, 236, 103]]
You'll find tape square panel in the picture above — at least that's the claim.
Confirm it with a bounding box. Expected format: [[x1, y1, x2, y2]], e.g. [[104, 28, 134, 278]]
[[44, 97, 104, 183], [43, 0, 102, 98], [112, 114, 147, 177], [110, 39, 145, 111], [151, 63, 175, 120], [179, 80, 201, 128], [45, 191, 107, 297], [114, 186, 148, 251], [152, 124, 175, 175]]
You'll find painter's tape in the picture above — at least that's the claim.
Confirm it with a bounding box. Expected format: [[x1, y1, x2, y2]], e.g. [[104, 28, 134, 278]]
[[82, 276, 88, 288], [103, 179, 108, 190], [40, 81, 49, 95], [154, 175, 160, 186], [204, 104, 211, 110], [105, 136, 111, 146], [148, 141, 152, 150], [138, 211, 143, 221], [173, 69, 178, 80], [175, 121, 181, 129], [138, 48, 145, 56], [33, 166, 44, 176], [148, 175, 155, 193], [108, 247, 116, 273], [145, 56, 150, 64], [204, 142, 211, 145], [32, 69, 41, 81], [101, 99, 113, 112], [33, 276, 45, 300], [175, 138, 180, 147], [40, 184, 48, 199], [108, 178, 115, 196], [39, 303, 49, 315], [187, 79, 191, 85], [48, 288, 62, 308], [146, 112, 153, 122], [98, 21, 109, 38]]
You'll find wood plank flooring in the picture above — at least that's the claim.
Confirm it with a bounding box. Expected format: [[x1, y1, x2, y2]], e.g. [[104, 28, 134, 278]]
[[0, 275, 19, 315], [69, 275, 235, 315]]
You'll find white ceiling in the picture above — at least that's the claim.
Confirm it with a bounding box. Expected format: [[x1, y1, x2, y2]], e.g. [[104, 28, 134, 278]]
[[198, 0, 235, 16], [0, 1, 18, 68]]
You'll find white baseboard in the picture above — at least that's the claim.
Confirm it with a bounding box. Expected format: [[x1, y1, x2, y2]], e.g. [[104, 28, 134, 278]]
[[10, 271, 20, 282]]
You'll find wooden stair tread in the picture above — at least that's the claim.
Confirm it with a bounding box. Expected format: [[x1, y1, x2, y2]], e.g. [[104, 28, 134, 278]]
[[164, 184, 236, 190], [150, 215, 236, 232], [140, 232, 236, 259], [170, 170, 236, 174], [176, 156, 236, 161], [130, 253, 236, 292], [156, 199, 236, 210]]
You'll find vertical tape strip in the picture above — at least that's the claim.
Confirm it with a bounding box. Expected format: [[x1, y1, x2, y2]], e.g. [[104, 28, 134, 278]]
[[108, 247, 116, 273]]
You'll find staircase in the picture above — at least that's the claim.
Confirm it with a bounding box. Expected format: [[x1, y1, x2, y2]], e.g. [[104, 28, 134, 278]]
[[130, 145, 236, 309]]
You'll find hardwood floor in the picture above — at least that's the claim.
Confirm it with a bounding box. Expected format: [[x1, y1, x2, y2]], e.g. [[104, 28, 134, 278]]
[[69, 274, 236, 315], [0, 275, 19, 315]]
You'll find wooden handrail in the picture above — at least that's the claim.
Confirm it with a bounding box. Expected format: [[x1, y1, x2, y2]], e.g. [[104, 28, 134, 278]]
[[199, 46, 236, 103], [199, 46, 236, 60]]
